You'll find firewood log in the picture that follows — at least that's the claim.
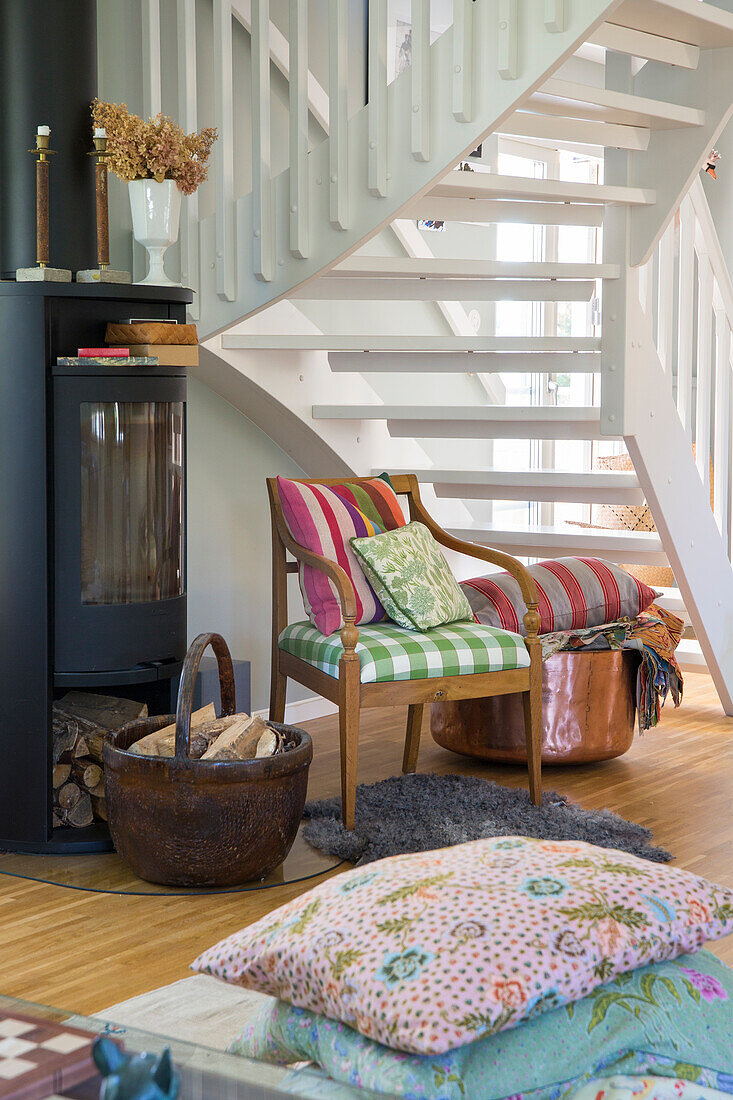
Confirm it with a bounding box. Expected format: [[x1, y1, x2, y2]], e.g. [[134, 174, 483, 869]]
[[52, 708, 107, 763], [129, 703, 217, 756], [200, 715, 269, 761], [57, 782, 82, 810], [52, 764, 71, 788], [57, 691, 148, 730], [72, 761, 103, 791], [255, 727, 280, 758], [66, 792, 93, 828], [52, 812, 65, 829]]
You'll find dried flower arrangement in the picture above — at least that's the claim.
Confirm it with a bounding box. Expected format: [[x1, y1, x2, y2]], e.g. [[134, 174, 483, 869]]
[[91, 99, 217, 196]]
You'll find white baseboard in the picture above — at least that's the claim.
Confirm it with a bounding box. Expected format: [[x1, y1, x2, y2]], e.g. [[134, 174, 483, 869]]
[[254, 696, 338, 724]]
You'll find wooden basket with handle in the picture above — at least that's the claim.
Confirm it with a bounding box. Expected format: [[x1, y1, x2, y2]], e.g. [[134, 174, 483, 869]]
[[103, 632, 312, 887]]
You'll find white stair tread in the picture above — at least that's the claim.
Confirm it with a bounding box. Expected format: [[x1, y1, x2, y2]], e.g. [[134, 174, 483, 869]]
[[407, 198, 606, 227], [531, 78, 704, 129], [222, 335, 603, 352], [384, 469, 641, 487], [314, 405, 602, 421], [676, 639, 706, 669], [381, 468, 643, 504], [331, 257, 619, 280], [588, 22, 699, 68], [294, 278, 597, 303], [427, 172, 655, 207], [448, 523, 667, 564], [609, 0, 733, 49], [499, 111, 651, 152], [652, 587, 686, 614], [329, 351, 601, 373]]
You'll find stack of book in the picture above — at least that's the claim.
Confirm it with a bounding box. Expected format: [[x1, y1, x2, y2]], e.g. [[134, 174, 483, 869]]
[[104, 318, 199, 367], [57, 347, 157, 366]]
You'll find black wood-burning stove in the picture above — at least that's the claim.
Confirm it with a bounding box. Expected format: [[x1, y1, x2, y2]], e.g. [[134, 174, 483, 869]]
[[0, 282, 192, 852]]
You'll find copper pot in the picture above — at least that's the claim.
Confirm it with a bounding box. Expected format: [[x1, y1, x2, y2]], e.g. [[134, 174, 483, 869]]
[[431, 649, 639, 766]]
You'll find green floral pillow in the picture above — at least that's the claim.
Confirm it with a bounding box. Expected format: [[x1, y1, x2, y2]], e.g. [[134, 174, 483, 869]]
[[350, 521, 474, 630]]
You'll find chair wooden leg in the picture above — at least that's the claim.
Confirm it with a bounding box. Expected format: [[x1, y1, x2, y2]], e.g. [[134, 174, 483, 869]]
[[339, 659, 361, 830], [402, 704, 424, 774], [269, 657, 287, 725], [522, 663, 543, 806]]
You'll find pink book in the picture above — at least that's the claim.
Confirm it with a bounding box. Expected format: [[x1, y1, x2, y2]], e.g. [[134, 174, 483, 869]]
[[78, 347, 130, 357]]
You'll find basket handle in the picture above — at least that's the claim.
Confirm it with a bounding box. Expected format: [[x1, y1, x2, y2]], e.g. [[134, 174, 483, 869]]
[[174, 633, 237, 760]]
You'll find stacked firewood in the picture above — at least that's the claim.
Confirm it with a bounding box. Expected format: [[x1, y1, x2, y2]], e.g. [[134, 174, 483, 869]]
[[129, 704, 290, 760], [52, 692, 149, 828]]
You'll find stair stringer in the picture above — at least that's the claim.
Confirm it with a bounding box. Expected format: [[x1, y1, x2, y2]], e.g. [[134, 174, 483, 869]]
[[621, 286, 733, 714], [629, 45, 733, 266], [197, 0, 623, 337]]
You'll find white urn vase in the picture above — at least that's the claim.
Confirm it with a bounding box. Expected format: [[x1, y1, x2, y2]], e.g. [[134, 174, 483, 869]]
[[129, 179, 182, 286]]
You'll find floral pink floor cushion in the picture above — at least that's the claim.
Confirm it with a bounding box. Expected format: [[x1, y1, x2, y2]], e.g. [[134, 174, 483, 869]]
[[192, 836, 733, 1056]]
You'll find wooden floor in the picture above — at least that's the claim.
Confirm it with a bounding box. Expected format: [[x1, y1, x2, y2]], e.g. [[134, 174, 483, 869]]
[[1, 670, 732, 1016]]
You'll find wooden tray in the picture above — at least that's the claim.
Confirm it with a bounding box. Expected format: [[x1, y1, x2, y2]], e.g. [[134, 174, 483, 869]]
[[105, 322, 198, 346]]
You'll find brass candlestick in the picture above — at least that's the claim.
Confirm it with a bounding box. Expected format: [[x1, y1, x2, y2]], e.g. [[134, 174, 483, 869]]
[[16, 130, 71, 282], [29, 132, 56, 268], [90, 134, 110, 268], [76, 132, 131, 284]]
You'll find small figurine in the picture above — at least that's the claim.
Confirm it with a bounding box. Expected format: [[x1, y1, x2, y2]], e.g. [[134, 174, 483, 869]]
[[704, 148, 721, 180], [92, 1037, 179, 1100]]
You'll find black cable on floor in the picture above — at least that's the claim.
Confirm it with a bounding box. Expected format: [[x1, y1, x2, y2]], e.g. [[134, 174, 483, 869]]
[[0, 861, 346, 898]]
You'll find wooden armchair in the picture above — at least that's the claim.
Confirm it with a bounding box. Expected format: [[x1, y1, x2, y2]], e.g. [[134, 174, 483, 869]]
[[267, 474, 542, 830]]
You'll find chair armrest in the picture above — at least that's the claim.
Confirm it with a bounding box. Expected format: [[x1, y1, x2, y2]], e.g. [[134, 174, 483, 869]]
[[273, 514, 358, 622], [409, 500, 541, 638]]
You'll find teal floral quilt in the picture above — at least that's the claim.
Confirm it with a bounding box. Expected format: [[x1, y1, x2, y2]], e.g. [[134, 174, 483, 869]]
[[231, 950, 733, 1100]]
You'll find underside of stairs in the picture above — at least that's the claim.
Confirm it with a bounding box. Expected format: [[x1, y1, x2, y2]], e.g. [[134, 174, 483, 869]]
[[154, 0, 733, 710]]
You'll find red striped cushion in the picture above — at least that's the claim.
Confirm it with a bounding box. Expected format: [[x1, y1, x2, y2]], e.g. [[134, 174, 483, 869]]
[[461, 558, 658, 637], [277, 476, 406, 635]]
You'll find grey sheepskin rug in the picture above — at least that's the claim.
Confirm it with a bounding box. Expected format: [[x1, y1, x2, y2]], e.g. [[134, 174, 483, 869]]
[[302, 773, 672, 866]]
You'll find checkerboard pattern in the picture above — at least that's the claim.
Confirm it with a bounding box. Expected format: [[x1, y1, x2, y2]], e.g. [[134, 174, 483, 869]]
[[0, 1012, 96, 1096], [278, 619, 529, 683]]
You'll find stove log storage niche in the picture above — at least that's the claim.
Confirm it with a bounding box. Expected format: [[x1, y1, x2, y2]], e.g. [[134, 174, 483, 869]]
[[0, 282, 192, 852]]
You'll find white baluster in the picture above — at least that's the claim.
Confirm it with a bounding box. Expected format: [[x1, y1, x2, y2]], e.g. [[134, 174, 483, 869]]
[[142, 0, 162, 117], [139, 0, 162, 283], [656, 219, 674, 372], [252, 0, 274, 282], [544, 0, 565, 32], [696, 254, 713, 491], [498, 0, 518, 80], [329, 0, 348, 228], [452, 0, 473, 122], [214, 0, 237, 299], [638, 256, 652, 320], [289, 0, 309, 259], [677, 197, 695, 438], [713, 307, 731, 555], [177, 0, 200, 317], [368, 0, 388, 196], [411, 0, 431, 162]]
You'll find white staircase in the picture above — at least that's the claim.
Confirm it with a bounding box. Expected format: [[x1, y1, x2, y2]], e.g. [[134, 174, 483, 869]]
[[145, 0, 733, 711]]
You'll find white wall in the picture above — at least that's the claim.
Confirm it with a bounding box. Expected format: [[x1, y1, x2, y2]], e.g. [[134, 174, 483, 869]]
[[187, 378, 317, 711]]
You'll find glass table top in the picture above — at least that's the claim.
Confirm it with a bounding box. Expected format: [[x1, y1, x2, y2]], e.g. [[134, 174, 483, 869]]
[[0, 992, 378, 1100]]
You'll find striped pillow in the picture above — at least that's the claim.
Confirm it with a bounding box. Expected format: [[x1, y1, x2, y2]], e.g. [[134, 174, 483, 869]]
[[276, 476, 406, 635], [461, 557, 658, 637]]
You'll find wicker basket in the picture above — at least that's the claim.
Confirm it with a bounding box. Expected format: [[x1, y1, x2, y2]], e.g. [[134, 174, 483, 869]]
[[583, 450, 714, 588], [103, 633, 312, 887]]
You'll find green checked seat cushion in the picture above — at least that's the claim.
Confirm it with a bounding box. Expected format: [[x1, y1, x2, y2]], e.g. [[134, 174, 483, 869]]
[[278, 619, 529, 684]]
